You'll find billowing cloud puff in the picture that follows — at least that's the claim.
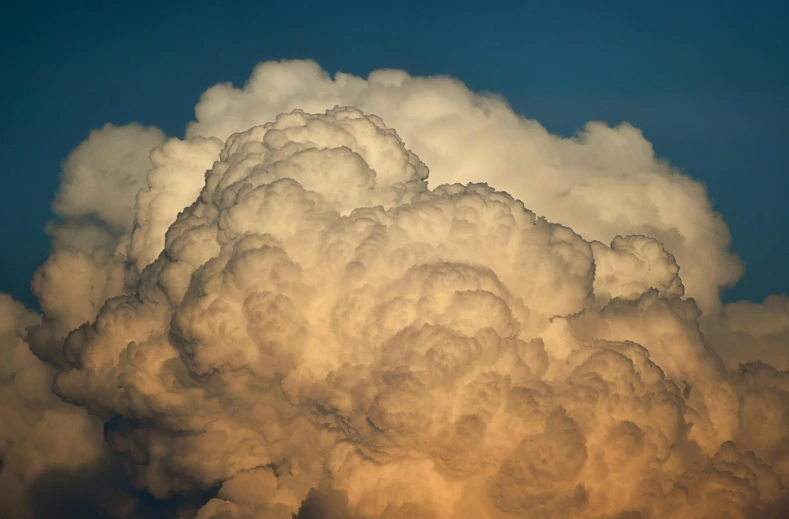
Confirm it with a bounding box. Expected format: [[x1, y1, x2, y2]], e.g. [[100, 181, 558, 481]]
[[0, 295, 109, 519], [2, 62, 787, 519], [130, 136, 224, 272], [53, 123, 167, 233], [184, 60, 742, 313], [703, 295, 789, 370]]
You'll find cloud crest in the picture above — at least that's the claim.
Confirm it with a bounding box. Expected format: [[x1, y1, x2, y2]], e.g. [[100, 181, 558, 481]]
[[185, 60, 742, 312]]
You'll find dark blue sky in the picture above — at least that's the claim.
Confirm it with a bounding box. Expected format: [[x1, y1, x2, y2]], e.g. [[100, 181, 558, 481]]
[[1, 1, 787, 310]]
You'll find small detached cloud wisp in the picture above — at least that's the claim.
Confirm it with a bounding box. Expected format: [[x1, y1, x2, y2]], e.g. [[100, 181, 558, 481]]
[[1, 60, 788, 519]]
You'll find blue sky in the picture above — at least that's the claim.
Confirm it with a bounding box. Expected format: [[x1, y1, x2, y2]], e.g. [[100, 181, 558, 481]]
[[1, 0, 787, 310]]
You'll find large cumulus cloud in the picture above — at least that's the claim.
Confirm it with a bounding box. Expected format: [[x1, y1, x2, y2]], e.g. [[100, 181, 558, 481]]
[[184, 60, 742, 313], [1, 61, 787, 519]]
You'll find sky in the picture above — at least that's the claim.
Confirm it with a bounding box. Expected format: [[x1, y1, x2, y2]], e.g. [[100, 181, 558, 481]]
[[1, 0, 787, 310]]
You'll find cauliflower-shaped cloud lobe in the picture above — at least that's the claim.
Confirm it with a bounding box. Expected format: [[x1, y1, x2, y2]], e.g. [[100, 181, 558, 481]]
[[33, 105, 788, 519], [185, 60, 743, 313]]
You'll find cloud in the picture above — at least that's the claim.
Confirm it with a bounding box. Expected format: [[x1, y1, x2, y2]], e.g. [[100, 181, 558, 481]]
[[703, 295, 789, 370], [184, 60, 742, 313], [0, 295, 109, 519], [1, 61, 787, 519], [52, 123, 167, 234]]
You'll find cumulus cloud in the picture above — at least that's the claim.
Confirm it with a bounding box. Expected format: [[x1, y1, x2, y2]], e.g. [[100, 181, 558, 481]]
[[0, 295, 111, 519], [53, 123, 167, 233], [184, 60, 742, 313], [703, 295, 789, 370], [2, 61, 787, 519]]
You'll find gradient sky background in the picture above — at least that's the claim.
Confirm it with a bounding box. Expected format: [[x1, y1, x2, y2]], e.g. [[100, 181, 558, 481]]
[[1, 0, 787, 311]]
